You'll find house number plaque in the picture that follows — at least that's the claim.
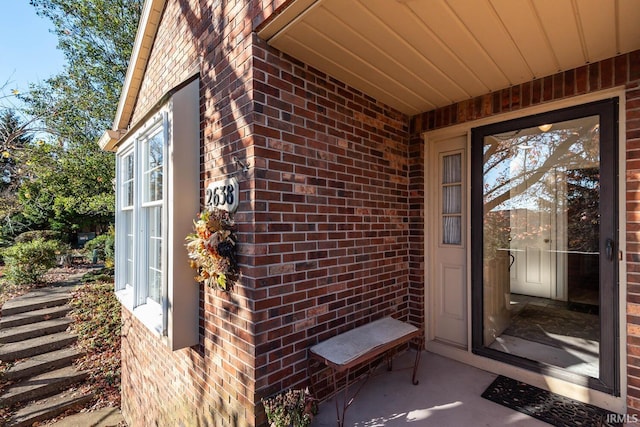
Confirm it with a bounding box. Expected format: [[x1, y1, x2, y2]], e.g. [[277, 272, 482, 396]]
[[206, 177, 239, 213]]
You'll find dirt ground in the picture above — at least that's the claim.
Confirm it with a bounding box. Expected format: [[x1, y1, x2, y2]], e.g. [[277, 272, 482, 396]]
[[0, 263, 98, 308]]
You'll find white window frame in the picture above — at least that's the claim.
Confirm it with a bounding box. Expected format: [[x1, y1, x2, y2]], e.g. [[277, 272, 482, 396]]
[[115, 113, 167, 335], [114, 78, 200, 350], [119, 150, 135, 294]]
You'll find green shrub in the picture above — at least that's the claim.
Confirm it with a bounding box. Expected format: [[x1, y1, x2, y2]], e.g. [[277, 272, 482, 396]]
[[0, 237, 11, 249], [83, 236, 106, 259], [14, 230, 60, 244], [104, 231, 114, 267], [83, 228, 115, 266], [1, 239, 62, 285]]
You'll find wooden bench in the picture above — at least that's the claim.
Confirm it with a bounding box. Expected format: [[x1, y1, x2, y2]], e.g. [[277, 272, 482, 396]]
[[307, 317, 423, 426]]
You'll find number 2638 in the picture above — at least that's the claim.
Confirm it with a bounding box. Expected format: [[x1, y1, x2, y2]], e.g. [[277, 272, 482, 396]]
[[205, 177, 239, 212], [206, 185, 234, 207]]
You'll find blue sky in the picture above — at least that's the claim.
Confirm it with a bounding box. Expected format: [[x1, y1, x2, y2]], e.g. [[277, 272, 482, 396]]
[[0, 1, 65, 106]]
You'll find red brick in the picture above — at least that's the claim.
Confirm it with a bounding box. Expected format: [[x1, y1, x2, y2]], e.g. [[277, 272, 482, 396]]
[[543, 75, 553, 101], [631, 50, 640, 81], [531, 78, 542, 105], [511, 85, 521, 109], [616, 54, 629, 86], [521, 81, 531, 108], [576, 65, 588, 94], [501, 87, 511, 111], [601, 58, 614, 88]]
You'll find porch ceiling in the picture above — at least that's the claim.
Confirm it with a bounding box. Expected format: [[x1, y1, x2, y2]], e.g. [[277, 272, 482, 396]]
[[257, 0, 640, 115]]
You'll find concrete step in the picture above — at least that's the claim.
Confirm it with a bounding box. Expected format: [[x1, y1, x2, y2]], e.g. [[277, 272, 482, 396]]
[[0, 332, 77, 362], [0, 365, 89, 407], [1, 287, 72, 317], [0, 304, 73, 329], [2, 347, 84, 382], [0, 318, 74, 343], [6, 389, 93, 427]]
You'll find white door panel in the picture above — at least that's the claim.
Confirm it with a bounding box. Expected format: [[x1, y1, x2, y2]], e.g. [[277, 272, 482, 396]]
[[430, 135, 467, 347]]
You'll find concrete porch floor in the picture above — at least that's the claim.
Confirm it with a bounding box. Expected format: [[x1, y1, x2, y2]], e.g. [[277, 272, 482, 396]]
[[312, 351, 548, 427]]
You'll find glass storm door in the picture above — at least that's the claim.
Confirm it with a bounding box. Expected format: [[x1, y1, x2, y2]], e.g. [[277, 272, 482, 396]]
[[471, 98, 619, 395]]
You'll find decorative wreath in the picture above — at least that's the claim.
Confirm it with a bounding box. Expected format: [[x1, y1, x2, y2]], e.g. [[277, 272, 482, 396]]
[[185, 208, 237, 291]]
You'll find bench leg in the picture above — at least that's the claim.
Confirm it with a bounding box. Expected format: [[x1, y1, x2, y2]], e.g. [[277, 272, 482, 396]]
[[333, 367, 345, 427], [333, 363, 380, 427], [307, 357, 351, 427], [412, 336, 424, 385], [308, 357, 365, 427], [307, 357, 318, 396]]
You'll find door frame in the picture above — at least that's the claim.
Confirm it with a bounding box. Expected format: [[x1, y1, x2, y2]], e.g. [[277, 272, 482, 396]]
[[423, 88, 627, 410]]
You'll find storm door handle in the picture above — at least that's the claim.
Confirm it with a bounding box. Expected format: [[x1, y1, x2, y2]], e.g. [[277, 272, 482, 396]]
[[606, 238, 614, 261]]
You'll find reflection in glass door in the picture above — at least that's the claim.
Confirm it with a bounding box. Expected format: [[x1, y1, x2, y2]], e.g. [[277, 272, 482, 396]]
[[471, 99, 618, 394]]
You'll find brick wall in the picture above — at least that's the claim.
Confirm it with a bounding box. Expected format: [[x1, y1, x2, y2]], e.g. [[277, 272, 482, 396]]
[[121, 309, 231, 426], [411, 50, 640, 415], [625, 53, 640, 417], [249, 35, 411, 412], [123, 0, 261, 425], [120, 0, 411, 425]]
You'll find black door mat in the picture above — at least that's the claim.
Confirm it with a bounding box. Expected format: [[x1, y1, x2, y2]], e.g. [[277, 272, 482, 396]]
[[481, 375, 622, 427]]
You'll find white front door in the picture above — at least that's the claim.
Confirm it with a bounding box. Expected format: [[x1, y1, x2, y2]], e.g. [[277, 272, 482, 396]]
[[509, 202, 555, 299], [429, 135, 467, 347]]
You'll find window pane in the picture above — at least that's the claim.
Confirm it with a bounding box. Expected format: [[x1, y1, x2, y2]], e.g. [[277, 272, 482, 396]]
[[443, 185, 461, 214], [144, 131, 163, 203], [443, 154, 461, 184], [443, 216, 461, 245], [481, 115, 601, 379], [146, 205, 162, 304], [127, 154, 134, 178], [126, 182, 134, 206], [125, 210, 134, 287], [123, 153, 134, 207]]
